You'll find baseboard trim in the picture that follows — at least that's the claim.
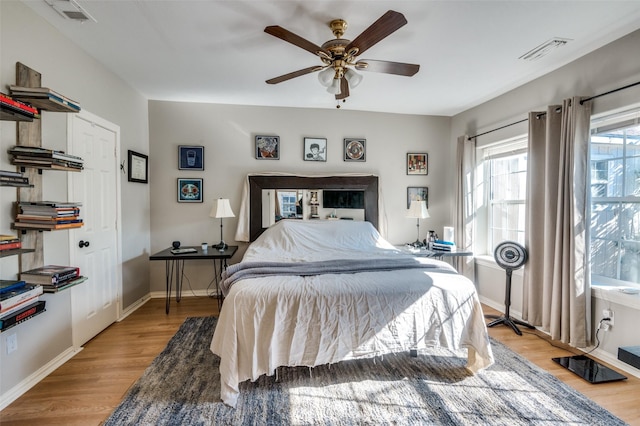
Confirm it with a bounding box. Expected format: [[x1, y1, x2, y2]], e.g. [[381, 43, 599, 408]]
[[0, 346, 82, 411], [118, 294, 151, 322], [591, 347, 640, 379], [149, 289, 216, 299]]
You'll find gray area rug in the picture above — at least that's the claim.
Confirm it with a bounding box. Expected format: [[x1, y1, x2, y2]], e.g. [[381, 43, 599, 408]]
[[103, 317, 626, 425]]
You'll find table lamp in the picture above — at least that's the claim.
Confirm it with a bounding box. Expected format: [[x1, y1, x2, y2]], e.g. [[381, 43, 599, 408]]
[[407, 200, 430, 247], [210, 198, 235, 251]]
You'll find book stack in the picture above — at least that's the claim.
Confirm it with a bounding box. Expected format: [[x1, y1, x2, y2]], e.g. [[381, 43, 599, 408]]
[[432, 239, 456, 252], [0, 279, 45, 332], [20, 265, 87, 293], [15, 201, 83, 230], [0, 169, 30, 187], [8, 85, 80, 113], [0, 92, 39, 121], [0, 234, 22, 252], [8, 146, 84, 171]]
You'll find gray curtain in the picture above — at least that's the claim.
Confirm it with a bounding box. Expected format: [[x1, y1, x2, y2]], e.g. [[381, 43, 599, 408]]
[[454, 135, 476, 279], [523, 96, 592, 347]]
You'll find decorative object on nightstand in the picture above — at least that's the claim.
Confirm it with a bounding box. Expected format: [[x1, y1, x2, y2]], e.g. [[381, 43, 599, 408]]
[[210, 198, 235, 251], [407, 200, 429, 247]]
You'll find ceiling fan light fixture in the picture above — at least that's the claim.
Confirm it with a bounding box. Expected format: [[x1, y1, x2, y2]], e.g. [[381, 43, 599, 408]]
[[327, 78, 342, 95], [344, 68, 363, 88], [318, 67, 334, 87]]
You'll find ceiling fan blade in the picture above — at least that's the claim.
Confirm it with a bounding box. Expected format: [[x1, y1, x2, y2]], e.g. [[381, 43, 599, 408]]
[[265, 26, 330, 58], [335, 78, 350, 100], [345, 10, 407, 57], [355, 59, 420, 76], [266, 66, 323, 84]]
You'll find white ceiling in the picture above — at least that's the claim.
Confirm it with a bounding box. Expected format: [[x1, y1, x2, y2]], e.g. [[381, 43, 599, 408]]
[[22, 0, 640, 116]]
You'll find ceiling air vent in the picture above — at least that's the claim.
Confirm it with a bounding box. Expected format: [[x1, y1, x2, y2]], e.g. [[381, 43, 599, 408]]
[[519, 37, 571, 61], [44, 0, 97, 23]]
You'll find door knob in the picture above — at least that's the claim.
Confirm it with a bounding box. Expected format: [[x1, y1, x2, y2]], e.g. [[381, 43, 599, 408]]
[[79, 240, 90, 248]]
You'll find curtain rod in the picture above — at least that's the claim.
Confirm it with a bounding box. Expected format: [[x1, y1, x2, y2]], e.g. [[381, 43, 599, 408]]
[[468, 79, 640, 141]]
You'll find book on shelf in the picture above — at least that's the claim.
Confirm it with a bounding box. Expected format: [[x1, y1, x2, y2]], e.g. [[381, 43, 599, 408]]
[[0, 283, 43, 311], [0, 300, 46, 332], [0, 241, 22, 251], [8, 146, 84, 163], [42, 276, 88, 293], [0, 295, 40, 318], [13, 221, 84, 230], [0, 170, 24, 178], [0, 279, 26, 294], [0, 234, 19, 241], [18, 201, 82, 208], [0, 93, 39, 114], [16, 214, 81, 222], [0, 175, 30, 185], [20, 265, 80, 285], [8, 86, 80, 111]]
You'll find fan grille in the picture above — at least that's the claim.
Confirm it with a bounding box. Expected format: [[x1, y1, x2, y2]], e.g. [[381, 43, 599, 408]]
[[494, 241, 527, 270]]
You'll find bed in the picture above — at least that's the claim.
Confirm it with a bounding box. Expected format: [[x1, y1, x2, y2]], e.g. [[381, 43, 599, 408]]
[[210, 219, 494, 407]]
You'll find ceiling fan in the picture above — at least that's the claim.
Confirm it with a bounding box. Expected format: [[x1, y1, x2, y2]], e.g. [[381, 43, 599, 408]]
[[264, 10, 420, 104]]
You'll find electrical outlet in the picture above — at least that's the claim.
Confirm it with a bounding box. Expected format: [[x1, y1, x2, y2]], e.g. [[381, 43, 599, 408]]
[[6, 333, 17, 354], [603, 308, 614, 325], [601, 322, 610, 331]]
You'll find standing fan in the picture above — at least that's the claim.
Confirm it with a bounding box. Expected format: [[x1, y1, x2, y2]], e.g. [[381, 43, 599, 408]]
[[485, 241, 535, 335]]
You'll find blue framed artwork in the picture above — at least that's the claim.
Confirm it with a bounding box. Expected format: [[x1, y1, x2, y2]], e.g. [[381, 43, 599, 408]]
[[177, 178, 203, 203], [178, 145, 204, 170]]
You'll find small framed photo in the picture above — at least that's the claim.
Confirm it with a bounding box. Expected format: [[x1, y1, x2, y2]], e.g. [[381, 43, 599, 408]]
[[127, 150, 148, 184], [304, 137, 327, 162], [177, 178, 203, 203], [407, 186, 428, 209], [255, 135, 280, 159], [407, 153, 428, 175], [178, 145, 204, 170], [344, 138, 366, 162]]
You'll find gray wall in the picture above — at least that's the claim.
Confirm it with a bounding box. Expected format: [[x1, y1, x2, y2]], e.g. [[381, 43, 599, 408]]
[[1, 1, 150, 399], [148, 101, 451, 293], [451, 29, 640, 372]]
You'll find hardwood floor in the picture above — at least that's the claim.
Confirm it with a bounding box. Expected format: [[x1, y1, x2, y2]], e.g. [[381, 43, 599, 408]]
[[1, 298, 638, 425]]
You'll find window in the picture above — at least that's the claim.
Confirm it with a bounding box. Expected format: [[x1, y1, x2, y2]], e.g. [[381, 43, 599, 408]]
[[590, 110, 640, 286], [482, 137, 528, 251]]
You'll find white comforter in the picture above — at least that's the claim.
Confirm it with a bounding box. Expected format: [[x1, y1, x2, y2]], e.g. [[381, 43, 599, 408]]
[[210, 220, 494, 407]]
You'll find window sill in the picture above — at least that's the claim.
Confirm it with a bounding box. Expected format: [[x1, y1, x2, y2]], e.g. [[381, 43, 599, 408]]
[[591, 283, 640, 310], [474, 255, 524, 277]]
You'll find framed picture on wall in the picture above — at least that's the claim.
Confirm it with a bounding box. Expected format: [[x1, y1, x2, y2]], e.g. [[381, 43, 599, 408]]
[[255, 135, 280, 159], [127, 150, 148, 183], [177, 178, 203, 203], [407, 186, 428, 209], [304, 137, 327, 162], [344, 138, 366, 162], [407, 153, 428, 175], [178, 145, 204, 170]]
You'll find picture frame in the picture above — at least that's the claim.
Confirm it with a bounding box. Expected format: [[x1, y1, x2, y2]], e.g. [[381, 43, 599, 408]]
[[407, 186, 428, 209], [127, 150, 148, 184], [178, 145, 204, 170], [177, 178, 203, 203], [304, 137, 327, 162], [344, 138, 366, 162], [407, 153, 428, 175], [255, 135, 280, 159]]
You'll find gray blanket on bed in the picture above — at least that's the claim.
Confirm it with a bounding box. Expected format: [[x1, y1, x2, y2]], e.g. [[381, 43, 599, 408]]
[[220, 257, 454, 296]]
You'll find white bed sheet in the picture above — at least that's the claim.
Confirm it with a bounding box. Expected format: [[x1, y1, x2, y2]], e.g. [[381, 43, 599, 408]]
[[211, 220, 494, 407]]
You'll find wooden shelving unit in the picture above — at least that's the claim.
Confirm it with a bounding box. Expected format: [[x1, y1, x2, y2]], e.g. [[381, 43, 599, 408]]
[[0, 63, 85, 332]]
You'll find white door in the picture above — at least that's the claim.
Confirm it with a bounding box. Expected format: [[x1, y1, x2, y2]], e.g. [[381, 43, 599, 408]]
[[68, 111, 121, 347]]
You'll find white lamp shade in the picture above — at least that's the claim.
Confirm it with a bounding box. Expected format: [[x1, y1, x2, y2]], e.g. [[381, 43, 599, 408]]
[[344, 68, 363, 88], [407, 200, 430, 219], [318, 67, 334, 87], [210, 198, 235, 218], [326, 78, 341, 95]]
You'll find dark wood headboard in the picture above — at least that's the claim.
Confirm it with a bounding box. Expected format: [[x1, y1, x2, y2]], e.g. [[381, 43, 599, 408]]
[[249, 175, 379, 241]]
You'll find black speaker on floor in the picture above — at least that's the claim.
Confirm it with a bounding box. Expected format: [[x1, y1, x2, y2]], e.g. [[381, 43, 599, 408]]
[[485, 241, 535, 335]]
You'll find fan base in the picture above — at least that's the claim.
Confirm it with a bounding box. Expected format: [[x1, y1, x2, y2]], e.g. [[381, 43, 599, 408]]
[[485, 314, 535, 336]]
